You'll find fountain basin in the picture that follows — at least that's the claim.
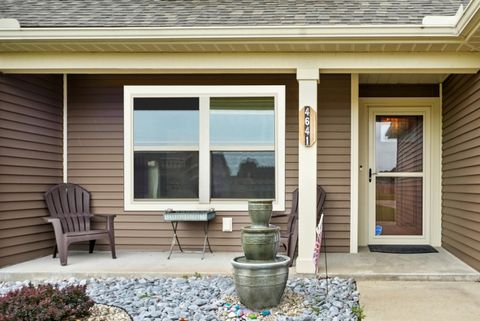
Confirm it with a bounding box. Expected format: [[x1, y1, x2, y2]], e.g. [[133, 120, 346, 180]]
[[231, 255, 291, 310], [241, 226, 280, 261]]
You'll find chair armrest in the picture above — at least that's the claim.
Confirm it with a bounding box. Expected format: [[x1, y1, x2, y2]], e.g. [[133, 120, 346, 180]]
[[43, 217, 62, 229], [95, 214, 117, 218], [271, 211, 288, 218], [43, 217, 65, 243], [94, 214, 116, 231]]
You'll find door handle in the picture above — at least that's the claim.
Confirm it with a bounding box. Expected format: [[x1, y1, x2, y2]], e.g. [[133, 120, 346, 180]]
[[368, 168, 376, 182]]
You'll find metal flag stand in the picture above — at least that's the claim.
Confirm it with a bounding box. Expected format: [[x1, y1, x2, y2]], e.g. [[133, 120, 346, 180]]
[[314, 213, 329, 299]]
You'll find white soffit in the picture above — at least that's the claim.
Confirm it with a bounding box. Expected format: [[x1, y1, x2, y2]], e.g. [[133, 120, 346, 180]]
[[360, 74, 449, 84]]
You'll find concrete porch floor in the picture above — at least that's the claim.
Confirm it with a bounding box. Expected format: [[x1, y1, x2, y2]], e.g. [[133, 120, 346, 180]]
[[0, 247, 478, 281]]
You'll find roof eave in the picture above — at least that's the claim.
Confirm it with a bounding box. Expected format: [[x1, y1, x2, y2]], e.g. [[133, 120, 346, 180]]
[[0, 0, 478, 44], [0, 24, 464, 42]]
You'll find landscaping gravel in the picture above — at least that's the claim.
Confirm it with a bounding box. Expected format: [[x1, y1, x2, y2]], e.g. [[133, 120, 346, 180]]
[[0, 276, 360, 321]]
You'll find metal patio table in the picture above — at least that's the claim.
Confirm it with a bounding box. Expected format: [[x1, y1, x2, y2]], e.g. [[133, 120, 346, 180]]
[[163, 210, 216, 259]]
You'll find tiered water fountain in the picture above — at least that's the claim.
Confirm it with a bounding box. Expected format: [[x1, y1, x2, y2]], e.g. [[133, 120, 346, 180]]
[[231, 201, 291, 310]]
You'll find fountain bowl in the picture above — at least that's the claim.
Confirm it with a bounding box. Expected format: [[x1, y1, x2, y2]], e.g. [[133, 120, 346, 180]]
[[231, 255, 291, 310], [241, 226, 280, 261], [248, 200, 273, 228]]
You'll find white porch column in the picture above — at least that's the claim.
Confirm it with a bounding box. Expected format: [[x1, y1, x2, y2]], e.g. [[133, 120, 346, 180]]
[[350, 74, 359, 253], [296, 69, 319, 274]]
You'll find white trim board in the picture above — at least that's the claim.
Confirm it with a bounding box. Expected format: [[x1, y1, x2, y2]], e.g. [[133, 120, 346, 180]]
[[1, 52, 479, 74], [350, 74, 359, 253]]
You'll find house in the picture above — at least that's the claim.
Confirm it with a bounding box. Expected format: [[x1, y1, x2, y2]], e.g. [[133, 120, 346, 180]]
[[1, 0, 480, 274]]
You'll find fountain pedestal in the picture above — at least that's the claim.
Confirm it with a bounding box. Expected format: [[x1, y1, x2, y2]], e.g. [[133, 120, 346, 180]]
[[231, 201, 291, 310]]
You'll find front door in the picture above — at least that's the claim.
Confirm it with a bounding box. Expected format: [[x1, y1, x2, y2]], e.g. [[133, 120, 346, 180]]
[[367, 107, 430, 244]]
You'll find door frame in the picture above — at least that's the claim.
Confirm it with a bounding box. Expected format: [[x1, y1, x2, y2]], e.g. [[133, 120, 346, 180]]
[[358, 97, 442, 246]]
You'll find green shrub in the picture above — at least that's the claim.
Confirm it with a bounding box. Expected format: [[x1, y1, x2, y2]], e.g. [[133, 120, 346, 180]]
[[352, 305, 366, 321], [0, 283, 94, 321]]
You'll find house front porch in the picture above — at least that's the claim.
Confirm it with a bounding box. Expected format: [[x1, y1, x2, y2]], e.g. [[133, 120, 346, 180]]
[[1, 247, 478, 282], [1, 55, 480, 274]]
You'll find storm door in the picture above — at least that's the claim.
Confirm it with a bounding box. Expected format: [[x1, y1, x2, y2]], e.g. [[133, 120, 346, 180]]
[[368, 108, 429, 244]]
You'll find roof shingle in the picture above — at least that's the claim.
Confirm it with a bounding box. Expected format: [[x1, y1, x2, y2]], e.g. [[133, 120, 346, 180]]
[[0, 0, 471, 28]]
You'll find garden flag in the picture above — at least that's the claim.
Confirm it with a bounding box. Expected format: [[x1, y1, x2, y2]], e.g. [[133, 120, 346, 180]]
[[313, 213, 324, 272]]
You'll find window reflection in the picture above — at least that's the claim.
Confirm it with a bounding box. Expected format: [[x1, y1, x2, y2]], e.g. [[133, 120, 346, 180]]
[[134, 97, 199, 146], [134, 152, 199, 199], [210, 97, 274, 146], [211, 152, 275, 199]]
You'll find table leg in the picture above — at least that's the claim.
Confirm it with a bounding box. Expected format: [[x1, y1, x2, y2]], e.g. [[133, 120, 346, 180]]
[[206, 220, 213, 254], [168, 221, 183, 259], [202, 220, 214, 259]]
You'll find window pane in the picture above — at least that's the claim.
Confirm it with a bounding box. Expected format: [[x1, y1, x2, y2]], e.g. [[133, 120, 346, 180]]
[[210, 97, 274, 146], [376, 177, 422, 236], [134, 98, 199, 146], [375, 115, 423, 173], [211, 151, 275, 199], [134, 151, 198, 199]]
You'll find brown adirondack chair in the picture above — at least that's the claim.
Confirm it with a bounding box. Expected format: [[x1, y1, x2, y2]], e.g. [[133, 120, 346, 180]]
[[277, 185, 326, 266], [44, 183, 117, 266]]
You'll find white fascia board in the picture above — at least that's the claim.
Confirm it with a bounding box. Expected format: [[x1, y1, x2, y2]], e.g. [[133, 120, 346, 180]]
[[0, 25, 460, 42], [1, 52, 479, 74], [456, 0, 480, 35]]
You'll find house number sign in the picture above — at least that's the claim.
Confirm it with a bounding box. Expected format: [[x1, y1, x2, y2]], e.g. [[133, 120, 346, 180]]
[[299, 106, 316, 147]]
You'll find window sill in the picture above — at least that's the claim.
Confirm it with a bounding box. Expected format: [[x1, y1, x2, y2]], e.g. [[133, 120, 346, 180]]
[[124, 200, 285, 212]]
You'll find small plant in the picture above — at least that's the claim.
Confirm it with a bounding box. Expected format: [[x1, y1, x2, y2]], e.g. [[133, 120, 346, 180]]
[[193, 272, 202, 279], [138, 292, 151, 299], [0, 283, 94, 321], [352, 305, 366, 321]]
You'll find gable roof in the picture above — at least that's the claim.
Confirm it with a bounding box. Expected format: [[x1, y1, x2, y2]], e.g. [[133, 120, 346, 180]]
[[0, 0, 471, 28]]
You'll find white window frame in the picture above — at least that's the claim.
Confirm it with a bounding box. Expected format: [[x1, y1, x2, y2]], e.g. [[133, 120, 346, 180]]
[[124, 85, 285, 212]]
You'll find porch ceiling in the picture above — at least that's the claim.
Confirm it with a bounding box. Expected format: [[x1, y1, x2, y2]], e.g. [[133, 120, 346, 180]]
[[359, 74, 449, 84]]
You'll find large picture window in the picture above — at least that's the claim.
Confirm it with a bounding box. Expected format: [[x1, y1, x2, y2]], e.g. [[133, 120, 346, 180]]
[[124, 86, 285, 211]]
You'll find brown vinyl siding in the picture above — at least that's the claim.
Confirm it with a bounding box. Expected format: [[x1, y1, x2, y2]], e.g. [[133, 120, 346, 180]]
[[68, 74, 351, 253], [442, 72, 480, 271], [318, 75, 351, 252], [360, 84, 439, 97], [0, 74, 63, 267]]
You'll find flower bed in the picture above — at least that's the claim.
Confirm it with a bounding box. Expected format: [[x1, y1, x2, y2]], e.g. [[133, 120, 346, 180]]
[[0, 276, 360, 321]]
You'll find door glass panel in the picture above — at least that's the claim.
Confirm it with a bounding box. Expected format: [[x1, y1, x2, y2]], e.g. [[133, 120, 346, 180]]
[[376, 177, 423, 236], [375, 115, 423, 173]]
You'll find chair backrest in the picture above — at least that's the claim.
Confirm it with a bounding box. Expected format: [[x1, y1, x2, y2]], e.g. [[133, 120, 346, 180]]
[[44, 183, 92, 233], [286, 185, 327, 234], [286, 188, 299, 235], [316, 185, 327, 224]]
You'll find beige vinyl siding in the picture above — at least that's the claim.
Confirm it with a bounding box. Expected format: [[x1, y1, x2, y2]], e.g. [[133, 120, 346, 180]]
[[442, 72, 480, 271], [318, 75, 351, 252], [68, 74, 351, 252], [0, 74, 63, 267]]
